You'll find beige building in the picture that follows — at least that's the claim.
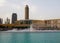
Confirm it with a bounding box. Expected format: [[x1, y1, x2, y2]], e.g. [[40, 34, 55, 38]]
[[15, 19, 60, 29], [44, 19, 60, 29]]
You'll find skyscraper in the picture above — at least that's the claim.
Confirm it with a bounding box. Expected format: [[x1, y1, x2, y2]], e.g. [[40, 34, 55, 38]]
[[0, 18, 3, 24], [12, 13, 17, 24], [25, 5, 29, 20]]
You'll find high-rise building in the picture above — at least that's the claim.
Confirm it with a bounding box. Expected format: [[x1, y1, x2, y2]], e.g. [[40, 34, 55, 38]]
[[25, 5, 29, 20], [0, 18, 3, 24], [12, 13, 17, 24]]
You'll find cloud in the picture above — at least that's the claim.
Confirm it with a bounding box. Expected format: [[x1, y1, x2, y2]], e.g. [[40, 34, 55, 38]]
[[30, 5, 38, 14], [23, 0, 28, 5], [10, 4, 21, 11], [29, 5, 41, 19], [0, 0, 6, 6]]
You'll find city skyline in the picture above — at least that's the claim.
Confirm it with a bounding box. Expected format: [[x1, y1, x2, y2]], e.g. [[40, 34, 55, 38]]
[[0, 0, 60, 23]]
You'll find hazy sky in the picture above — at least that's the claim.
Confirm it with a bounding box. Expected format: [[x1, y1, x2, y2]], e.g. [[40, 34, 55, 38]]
[[0, 0, 60, 22]]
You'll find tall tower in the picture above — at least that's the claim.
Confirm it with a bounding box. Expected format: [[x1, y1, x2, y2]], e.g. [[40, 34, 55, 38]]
[[25, 5, 29, 20], [12, 13, 17, 24]]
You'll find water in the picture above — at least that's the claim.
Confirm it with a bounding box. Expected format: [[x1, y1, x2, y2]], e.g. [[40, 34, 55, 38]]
[[0, 32, 60, 43]]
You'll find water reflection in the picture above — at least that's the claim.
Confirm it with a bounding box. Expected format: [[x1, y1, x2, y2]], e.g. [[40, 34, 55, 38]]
[[0, 32, 12, 43], [11, 32, 31, 43], [0, 32, 2, 43], [11, 33, 17, 43], [24, 32, 31, 43], [0, 32, 60, 43]]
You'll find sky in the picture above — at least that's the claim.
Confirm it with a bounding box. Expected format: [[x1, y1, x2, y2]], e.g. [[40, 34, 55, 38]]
[[0, 0, 60, 23]]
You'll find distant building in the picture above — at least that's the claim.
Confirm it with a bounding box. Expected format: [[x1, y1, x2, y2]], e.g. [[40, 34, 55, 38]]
[[0, 18, 3, 24], [12, 13, 17, 24], [5, 18, 10, 24], [25, 5, 29, 20]]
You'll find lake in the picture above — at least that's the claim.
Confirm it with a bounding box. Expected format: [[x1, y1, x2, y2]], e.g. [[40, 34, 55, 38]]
[[0, 31, 60, 43]]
